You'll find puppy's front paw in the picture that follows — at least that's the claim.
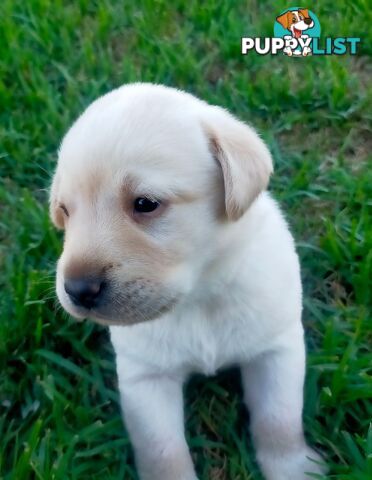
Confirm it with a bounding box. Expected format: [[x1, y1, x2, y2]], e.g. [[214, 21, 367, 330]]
[[258, 446, 327, 480]]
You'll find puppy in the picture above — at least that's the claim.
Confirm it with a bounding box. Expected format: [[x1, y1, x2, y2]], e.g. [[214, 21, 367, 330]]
[[276, 9, 314, 56], [50, 83, 325, 480], [276, 8, 314, 39]]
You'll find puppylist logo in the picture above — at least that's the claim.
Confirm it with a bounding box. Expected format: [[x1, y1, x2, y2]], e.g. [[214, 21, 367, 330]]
[[242, 7, 360, 56]]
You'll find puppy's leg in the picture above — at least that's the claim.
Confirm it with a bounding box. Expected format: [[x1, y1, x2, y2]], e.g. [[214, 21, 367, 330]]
[[118, 373, 197, 480], [241, 328, 326, 480]]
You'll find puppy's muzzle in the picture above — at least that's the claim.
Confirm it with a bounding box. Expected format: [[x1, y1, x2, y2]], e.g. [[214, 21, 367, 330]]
[[304, 18, 313, 25], [64, 276, 105, 309]]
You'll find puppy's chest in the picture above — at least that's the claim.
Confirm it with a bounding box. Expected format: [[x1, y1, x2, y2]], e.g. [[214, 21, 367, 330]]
[[114, 293, 266, 377], [169, 307, 225, 376]]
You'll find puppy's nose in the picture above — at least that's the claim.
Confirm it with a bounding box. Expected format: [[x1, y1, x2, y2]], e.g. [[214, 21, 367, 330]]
[[304, 18, 312, 25], [64, 277, 104, 309]]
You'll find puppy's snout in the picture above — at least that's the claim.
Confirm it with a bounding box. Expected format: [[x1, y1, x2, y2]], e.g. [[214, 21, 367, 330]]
[[304, 17, 313, 25], [64, 277, 105, 309]]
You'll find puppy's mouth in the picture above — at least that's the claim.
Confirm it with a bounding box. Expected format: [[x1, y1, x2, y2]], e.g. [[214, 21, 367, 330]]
[[293, 27, 302, 38], [69, 300, 178, 327], [57, 278, 180, 326]]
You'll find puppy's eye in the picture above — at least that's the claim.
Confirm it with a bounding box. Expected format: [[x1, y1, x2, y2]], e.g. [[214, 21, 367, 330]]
[[59, 204, 69, 217], [134, 197, 160, 213]]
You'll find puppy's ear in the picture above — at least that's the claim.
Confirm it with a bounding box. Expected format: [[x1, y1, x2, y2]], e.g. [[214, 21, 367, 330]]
[[276, 11, 291, 30], [201, 106, 273, 221], [299, 8, 309, 18], [49, 172, 64, 229]]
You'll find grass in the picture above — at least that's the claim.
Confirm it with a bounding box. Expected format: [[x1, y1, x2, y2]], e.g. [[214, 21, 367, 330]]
[[0, 0, 371, 478]]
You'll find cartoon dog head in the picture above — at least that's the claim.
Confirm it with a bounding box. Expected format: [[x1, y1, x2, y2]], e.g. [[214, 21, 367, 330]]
[[276, 9, 314, 38]]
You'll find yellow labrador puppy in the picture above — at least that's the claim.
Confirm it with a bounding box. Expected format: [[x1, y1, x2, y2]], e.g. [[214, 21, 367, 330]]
[[50, 83, 325, 480]]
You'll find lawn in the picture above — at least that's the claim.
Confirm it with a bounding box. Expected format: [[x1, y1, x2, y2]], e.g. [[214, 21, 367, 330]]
[[0, 1, 371, 479]]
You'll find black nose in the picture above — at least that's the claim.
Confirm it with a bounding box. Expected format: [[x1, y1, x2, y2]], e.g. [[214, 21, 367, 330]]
[[304, 18, 312, 25], [64, 277, 104, 309]]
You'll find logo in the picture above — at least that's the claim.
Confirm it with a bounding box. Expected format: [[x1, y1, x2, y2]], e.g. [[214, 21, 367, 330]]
[[241, 7, 360, 56], [274, 8, 320, 56]]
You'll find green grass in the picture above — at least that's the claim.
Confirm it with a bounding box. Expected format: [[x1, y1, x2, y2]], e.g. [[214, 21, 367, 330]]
[[0, 1, 371, 478]]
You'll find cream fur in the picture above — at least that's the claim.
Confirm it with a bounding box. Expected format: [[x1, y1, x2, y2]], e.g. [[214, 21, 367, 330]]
[[50, 83, 326, 479]]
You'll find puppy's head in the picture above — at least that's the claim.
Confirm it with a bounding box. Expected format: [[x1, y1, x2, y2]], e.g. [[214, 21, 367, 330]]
[[50, 84, 272, 326], [276, 9, 314, 37]]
